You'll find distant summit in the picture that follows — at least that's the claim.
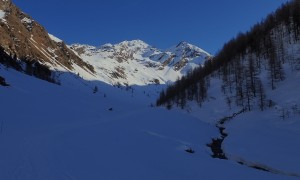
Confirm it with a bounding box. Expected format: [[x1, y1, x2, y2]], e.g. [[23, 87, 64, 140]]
[[0, 0, 211, 86], [70, 40, 211, 86]]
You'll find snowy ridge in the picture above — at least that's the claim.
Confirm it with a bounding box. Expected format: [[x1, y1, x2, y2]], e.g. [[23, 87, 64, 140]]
[[158, 41, 211, 72], [48, 33, 63, 43], [69, 40, 211, 86]]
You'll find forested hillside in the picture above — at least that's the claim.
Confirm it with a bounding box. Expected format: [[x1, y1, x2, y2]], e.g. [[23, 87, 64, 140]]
[[157, 0, 300, 112]]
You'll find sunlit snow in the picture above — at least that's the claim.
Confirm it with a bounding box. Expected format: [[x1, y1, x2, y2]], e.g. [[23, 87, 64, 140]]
[[48, 33, 63, 43]]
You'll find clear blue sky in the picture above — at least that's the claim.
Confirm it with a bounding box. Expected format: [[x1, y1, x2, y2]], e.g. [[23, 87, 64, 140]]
[[13, 0, 290, 54]]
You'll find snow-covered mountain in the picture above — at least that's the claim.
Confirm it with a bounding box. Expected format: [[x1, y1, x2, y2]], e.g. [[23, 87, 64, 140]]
[[70, 40, 211, 86], [0, 0, 211, 87], [153, 41, 211, 72]]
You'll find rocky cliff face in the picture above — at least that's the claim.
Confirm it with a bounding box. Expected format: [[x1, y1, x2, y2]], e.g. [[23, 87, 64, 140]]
[[0, 0, 94, 83]]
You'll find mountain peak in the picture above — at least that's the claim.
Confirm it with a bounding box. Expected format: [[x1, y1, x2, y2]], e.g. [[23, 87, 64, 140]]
[[117, 40, 150, 48], [168, 41, 211, 57], [176, 41, 190, 47], [122, 39, 146, 44]]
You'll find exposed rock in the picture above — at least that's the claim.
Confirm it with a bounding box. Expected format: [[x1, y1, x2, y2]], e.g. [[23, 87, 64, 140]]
[[0, 0, 94, 83]]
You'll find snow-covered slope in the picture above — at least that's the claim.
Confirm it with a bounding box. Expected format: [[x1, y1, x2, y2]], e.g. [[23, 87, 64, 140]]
[[70, 40, 211, 86], [1, 64, 299, 180], [183, 67, 300, 177]]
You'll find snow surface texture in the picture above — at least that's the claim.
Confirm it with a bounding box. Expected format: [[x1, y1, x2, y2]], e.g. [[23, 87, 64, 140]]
[[69, 40, 211, 86], [1, 63, 299, 180]]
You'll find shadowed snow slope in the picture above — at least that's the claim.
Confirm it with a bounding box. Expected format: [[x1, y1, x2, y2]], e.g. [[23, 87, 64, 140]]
[[0, 65, 299, 180]]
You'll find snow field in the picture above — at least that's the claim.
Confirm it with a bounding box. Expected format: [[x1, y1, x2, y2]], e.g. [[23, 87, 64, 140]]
[[1, 66, 299, 179]]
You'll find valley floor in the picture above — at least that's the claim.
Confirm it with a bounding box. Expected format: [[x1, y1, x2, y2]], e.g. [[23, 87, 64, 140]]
[[0, 67, 299, 180]]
